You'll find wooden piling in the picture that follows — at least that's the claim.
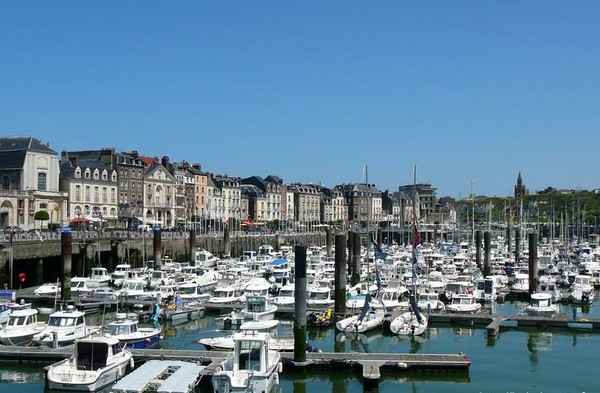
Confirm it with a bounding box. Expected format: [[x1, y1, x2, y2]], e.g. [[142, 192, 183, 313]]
[[484, 231, 491, 277], [528, 233, 538, 294], [294, 245, 307, 363], [475, 230, 482, 270], [153, 227, 162, 269], [189, 229, 196, 265], [334, 233, 347, 315], [60, 228, 72, 301]]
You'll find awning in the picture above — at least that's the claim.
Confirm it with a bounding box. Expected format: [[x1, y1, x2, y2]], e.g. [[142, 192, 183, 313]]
[[70, 217, 91, 223]]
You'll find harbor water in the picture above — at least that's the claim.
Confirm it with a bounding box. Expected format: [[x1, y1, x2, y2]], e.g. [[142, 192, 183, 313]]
[[2, 298, 599, 393]]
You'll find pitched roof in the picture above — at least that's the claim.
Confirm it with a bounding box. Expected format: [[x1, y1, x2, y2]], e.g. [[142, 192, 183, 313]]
[[0, 136, 56, 170]]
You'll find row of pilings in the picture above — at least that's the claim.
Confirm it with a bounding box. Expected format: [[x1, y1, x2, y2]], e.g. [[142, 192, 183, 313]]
[[54, 227, 540, 303]]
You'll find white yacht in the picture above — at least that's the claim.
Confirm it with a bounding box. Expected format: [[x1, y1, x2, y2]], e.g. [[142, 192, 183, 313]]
[[211, 330, 282, 393]]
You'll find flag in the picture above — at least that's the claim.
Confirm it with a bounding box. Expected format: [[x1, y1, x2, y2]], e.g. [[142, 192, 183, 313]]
[[412, 222, 420, 283]]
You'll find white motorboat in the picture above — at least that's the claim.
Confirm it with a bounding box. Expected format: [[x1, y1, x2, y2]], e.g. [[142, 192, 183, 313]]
[[226, 294, 277, 326], [45, 336, 133, 391], [445, 293, 482, 314], [211, 330, 282, 393], [306, 286, 334, 311], [32, 305, 100, 346], [194, 248, 219, 269], [0, 299, 31, 325], [0, 308, 45, 345], [417, 291, 445, 312], [199, 320, 295, 352], [204, 285, 245, 312], [34, 282, 60, 296], [569, 275, 595, 305], [104, 313, 161, 349], [524, 293, 560, 317]]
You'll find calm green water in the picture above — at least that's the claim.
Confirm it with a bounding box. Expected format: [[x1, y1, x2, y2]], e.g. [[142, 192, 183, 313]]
[[3, 299, 598, 393]]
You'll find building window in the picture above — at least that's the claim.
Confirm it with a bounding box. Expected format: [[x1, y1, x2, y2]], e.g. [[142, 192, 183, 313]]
[[75, 185, 81, 201], [85, 186, 91, 202], [2, 175, 9, 190], [94, 186, 99, 203], [37, 173, 47, 191], [102, 187, 108, 203]]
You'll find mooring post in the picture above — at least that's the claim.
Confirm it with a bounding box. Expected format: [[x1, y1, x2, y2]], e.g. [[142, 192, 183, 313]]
[[334, 233, 347, 315], [189, 229, 196, 265], [515, 226, 521, 265], [60, 227, 72, 301], [153, 226, 162, 270], [325, 227, 332, 259], [475, 230, 482, 270], [294, 245, 307, 363], [351, 231, 361, 286], [223, 225, 231, 258], [484, 231, 491, 277], [528, 232, 538, 294]]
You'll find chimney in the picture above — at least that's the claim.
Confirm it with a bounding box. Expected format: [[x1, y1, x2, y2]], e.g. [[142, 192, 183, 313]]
[[69, 156, 78, 168], [192, 163, 201, 171], [161, 156, 169, 167]]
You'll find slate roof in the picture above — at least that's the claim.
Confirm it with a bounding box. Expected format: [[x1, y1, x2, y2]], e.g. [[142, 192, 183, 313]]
[[0, 136, 56, 170]]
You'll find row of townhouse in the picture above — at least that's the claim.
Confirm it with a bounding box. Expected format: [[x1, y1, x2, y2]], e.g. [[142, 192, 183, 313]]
[[0, 136, 447, 231]]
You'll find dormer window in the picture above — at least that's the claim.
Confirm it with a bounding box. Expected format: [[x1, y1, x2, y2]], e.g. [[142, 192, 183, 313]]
[[84, 169, 91, 179], [93, 169, 100, 180], [102, 170, 108, 181], [74, 168, 81, 178]]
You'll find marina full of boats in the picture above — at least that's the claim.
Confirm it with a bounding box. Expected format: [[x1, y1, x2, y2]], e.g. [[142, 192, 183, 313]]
[[3, 235, 600, 392]]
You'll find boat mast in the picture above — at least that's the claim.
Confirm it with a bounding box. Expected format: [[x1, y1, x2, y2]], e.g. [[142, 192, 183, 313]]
[[412, 165, 418, 295]]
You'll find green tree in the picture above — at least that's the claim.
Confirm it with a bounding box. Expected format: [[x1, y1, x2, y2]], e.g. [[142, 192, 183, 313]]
[[34, 210, 50, 230]]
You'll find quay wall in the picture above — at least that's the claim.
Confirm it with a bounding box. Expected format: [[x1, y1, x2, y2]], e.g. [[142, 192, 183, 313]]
[[0, 231, 327, 289]]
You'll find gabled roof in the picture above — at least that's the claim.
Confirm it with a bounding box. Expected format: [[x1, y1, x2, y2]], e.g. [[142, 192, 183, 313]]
[[144, 163, 176, 181]]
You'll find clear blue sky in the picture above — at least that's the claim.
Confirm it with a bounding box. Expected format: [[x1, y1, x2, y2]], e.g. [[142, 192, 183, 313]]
[[2, 1, 598, 198]]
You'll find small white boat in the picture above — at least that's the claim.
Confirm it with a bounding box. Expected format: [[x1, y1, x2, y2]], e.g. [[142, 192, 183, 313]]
[[32, 305, 100, 346], [389, 297, 428, 336], [417, 292, 445, 312], [336, 295, 385, 334], [194, 248, 219, 269], [200, 320, 296, 352], [111, 360, 204, 393], [446, 293, 482, 314], [104, 313, 161, 349], [0, 299, 31, 325], [211, 330, 282, 393], [45, 336, 133, 391], [524, 293, 560, 317], [34, 282, 60, 296], [389, 311, 428, 336], [0, 308, 45, 345], [226, 295, 277, 326], [306, 286, 335, 311]]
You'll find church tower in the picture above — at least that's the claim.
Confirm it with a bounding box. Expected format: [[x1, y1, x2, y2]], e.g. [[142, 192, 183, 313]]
[[514, 172, 528, 199]]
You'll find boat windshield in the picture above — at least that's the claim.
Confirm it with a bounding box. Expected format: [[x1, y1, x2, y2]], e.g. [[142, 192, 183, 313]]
[[107, 324, 131, 335]]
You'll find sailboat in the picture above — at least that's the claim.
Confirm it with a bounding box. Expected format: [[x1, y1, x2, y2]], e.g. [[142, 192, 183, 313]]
[[389, 165, 428, 336], [335, 293, 385, 333], [336, 166, 385, 334]]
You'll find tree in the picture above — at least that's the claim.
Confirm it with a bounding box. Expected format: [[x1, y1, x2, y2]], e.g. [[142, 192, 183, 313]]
[[34, 210, 50, 230]]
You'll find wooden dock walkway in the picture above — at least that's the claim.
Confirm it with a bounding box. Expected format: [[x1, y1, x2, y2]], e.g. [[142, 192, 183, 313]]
[[428, 312, 600, 336], [0, 345, 470, 385]]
